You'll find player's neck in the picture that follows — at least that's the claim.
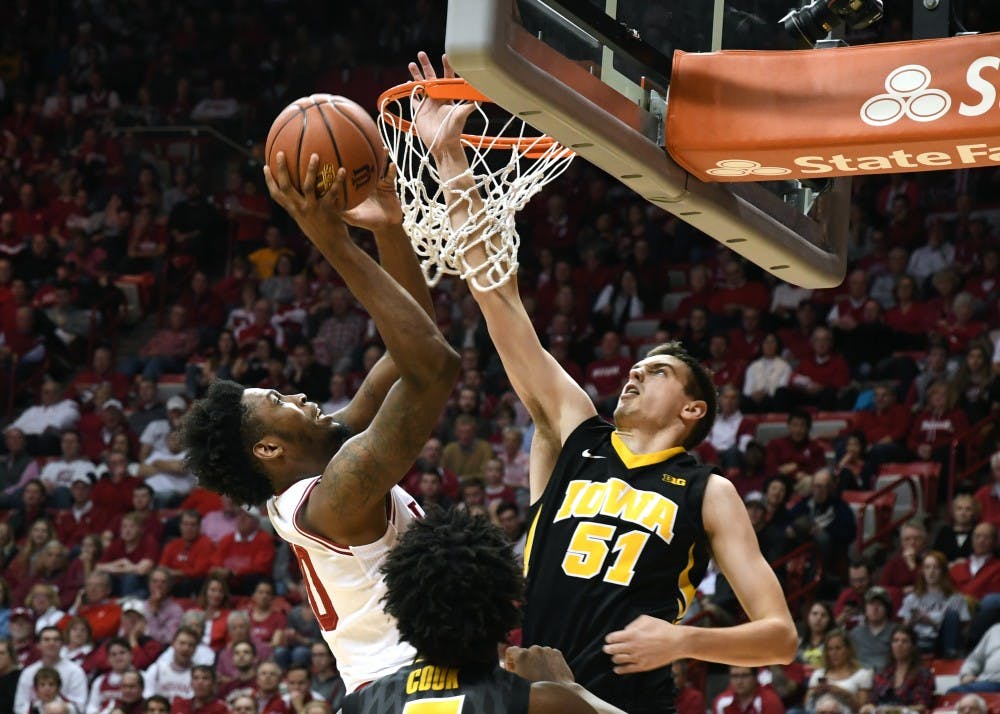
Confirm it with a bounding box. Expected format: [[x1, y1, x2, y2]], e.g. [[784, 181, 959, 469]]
[[613, 424, 685, 455]]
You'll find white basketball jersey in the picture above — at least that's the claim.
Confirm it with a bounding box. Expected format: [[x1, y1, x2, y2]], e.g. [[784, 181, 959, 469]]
[[267, 477, 421, 692]]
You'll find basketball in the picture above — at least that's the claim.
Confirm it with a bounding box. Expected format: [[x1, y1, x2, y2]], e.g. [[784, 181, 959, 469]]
[[265, 94, 383, 209]]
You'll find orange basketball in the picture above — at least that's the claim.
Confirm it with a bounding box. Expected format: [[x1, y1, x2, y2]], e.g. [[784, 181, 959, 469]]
[[265, 94, 383, 209]]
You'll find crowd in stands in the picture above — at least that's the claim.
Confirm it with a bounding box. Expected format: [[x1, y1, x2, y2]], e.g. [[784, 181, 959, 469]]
[[0, 1, 999, 713]]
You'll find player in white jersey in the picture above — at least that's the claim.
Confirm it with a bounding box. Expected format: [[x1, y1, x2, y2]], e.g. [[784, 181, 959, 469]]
[[183, 157, 459, 690]]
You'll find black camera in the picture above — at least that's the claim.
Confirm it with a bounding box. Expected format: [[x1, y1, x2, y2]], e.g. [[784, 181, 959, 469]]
[[782, 0, 884, 48]]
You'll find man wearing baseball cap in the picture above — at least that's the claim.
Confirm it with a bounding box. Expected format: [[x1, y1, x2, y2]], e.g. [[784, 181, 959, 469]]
[[139, 395, 188, 460], [849, 587, 894, 671]]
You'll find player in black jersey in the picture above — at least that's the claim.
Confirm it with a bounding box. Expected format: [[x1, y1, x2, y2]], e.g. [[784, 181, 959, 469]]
[[341, 507, 626, 714], [408, 51, 798, 714]]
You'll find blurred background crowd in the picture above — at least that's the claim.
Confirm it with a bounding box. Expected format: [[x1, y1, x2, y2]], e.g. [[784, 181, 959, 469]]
[[0, 1, 998, 713]]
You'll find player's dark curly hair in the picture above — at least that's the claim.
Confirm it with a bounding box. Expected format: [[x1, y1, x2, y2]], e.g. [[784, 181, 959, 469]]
[[182, 379, 273, 506], [646, 341, 718, 449], [381, 507, 523, 668]]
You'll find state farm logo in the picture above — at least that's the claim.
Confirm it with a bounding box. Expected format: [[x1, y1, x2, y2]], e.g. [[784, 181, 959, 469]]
[[706, 159, 791, 177], [860, 64, 952, 126]]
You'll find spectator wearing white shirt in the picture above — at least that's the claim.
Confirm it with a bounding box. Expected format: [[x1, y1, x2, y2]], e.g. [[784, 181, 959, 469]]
[[137, 429, 195, 507], [141, 626, 199, 701], [190, 79, 241, 122], [9, 380, 80, 456], [38, 431, 94, 509], [908, 220, 956, 285], [13, 627, 88, 714], [742, 333, 792, 413], [138, 395, 188, 460], [708, 385, 751, 469]]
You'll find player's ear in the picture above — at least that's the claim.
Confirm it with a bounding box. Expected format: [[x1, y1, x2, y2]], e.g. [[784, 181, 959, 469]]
[[253, 439, 284, 461], [681, 399, 708, 421]]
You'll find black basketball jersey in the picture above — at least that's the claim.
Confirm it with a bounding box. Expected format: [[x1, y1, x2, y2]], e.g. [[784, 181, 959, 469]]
[[521, 416, 713, 714], [342, 661, 531, 714]]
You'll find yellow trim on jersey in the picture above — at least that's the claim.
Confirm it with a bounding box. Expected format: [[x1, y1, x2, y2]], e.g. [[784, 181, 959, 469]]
[[610, 432, 685, 470], [522, 506, 543, 577], [675, 542, 697, 622]]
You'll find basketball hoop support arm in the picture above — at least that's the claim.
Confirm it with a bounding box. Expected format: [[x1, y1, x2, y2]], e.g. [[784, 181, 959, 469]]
[[444, 0, 849, 289]]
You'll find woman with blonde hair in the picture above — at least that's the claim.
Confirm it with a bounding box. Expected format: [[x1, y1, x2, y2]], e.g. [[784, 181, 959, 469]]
[[803, 629, 873, 712], [5, 517, 55, 582], [898, 550, 970, 656], [66, 533, 103, 587], [25, 583, 64, 633]]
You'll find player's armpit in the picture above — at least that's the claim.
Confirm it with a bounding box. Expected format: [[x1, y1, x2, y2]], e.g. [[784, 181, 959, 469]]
[[304, 362, 458, 546]]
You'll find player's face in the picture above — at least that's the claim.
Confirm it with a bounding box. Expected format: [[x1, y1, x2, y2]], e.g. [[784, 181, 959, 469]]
[[243, 388, 345, 456], [614, 355, 702, 432]]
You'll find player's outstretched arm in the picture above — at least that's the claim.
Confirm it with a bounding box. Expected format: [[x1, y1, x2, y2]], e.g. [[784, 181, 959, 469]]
[[603, 474, 797, 671], [330, 160, 437, 435], [265, 154, 459, 545], [506, 645, 627, 714], [408, 51, 596, 502]]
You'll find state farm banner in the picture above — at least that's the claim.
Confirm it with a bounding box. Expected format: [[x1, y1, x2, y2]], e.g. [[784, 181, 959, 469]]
[[665, 33, 1000, 182]]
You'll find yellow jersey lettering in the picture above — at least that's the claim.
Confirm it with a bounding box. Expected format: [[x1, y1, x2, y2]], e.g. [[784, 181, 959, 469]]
[[641, 498, 678, 543], [553, 477, 678, 543], [554, 480, 588, 521], [575, 482, 608, 517], [418, 665, 433, 691], [445, 669, 460, 689], [661, 474, 687, 486], [406, 669, 420, 694]]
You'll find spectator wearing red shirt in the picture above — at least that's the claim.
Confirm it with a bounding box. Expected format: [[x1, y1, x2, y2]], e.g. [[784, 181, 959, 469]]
[[97, 512, 160, 597], [12, 541, 81, 611], [765, 410, 828, 485], [178, 271, 228, 333], [854, 384, 913, 483], [833, 560, 874, 629], [12, 184, 49, 239], [210, 508, 275, 596], [9, 608, 39, 667], [91, 451, 141, 517], [974, 452, 1000, 527], [964, 246, 998, 303], [706, 333, 746, 391], [672, 660, 706, 714], [235, 298, 283, 353], [67, 346, 130, 403], [63, 571, 122, 642], [707, 260, 770, 321], [826, 269, 872, 333], [248, 580, 287, 655], [880, 522, 927, 597], [171, 665, 228, 714], [885, 194, 923, 249], [122, 303, 200, 381], [584, 331, 633, 413], [935, 292, 986, 355], [255, 661, 291, 714], [906, 381, 968, 466], [103, 483, 164, 546], [728, 307, 766, 362], [712, 666, 785, 714], [53, 473, 108, 550], [949, 523, 1000, 601], [79, 398, 135, 462], [884, 275, 931, 340], [673, 265, 711, 326], [778, 302, 820, 364], [778, 326, 851, 411], [160, 509, 214, 597]]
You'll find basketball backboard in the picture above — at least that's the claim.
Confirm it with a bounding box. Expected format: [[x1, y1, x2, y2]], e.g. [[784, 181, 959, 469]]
[[444, 0, 851, 289]]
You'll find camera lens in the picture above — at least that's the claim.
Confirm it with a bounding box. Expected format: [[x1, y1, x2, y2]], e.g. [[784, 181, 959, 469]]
[[782, 0, 838, 48]]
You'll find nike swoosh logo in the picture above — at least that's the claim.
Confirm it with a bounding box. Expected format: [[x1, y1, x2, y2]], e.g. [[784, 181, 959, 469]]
[[581, 449, 606, 459]]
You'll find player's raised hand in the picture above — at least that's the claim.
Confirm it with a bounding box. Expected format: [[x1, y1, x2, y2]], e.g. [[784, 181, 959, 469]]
[[506, 645, 576, 683], [341, 154, 403, 232], [603, 615, 680, 675], [264, 152, 350, 244], [408, 51, 475, 154]]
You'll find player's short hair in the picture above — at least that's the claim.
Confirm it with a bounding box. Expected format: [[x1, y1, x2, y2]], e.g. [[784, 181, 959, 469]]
[[645, 341, 718, 449], [182, 379, 273, 506], [381, 507, 522, 668]]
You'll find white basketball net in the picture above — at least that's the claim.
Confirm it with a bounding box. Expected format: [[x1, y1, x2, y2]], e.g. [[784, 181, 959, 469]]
[[379, 83, 574, 291]]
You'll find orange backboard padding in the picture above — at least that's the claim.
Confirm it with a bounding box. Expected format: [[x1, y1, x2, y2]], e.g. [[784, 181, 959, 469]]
[[666, 33, 1000, 182]]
